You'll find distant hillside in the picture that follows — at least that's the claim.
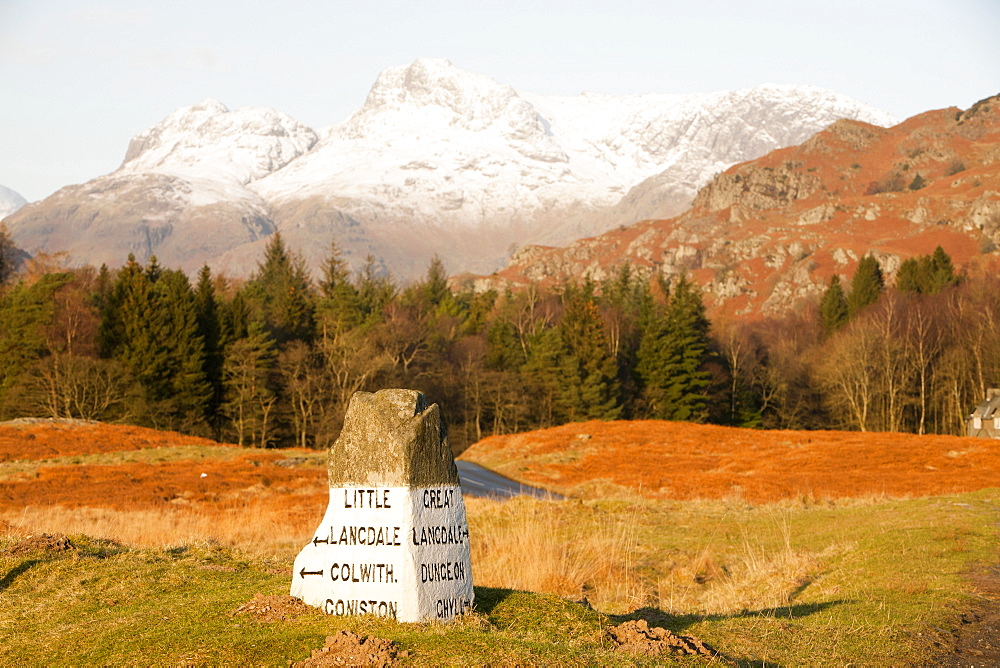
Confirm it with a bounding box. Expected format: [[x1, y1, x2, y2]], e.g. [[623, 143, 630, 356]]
[[4, 59, 893, 281], [466, 94, 1000, 317]]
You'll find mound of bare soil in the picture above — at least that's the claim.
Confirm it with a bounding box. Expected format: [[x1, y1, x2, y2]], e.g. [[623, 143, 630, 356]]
[[607, 619, 721, 659], [231, 596, 403, 665], [4, 532, 74, 555], [293, 630, 403, 667], [233, 593, 314, 622]]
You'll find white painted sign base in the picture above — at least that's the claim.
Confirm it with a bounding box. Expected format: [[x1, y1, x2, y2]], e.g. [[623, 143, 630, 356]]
[[291, 484, 474, 622]]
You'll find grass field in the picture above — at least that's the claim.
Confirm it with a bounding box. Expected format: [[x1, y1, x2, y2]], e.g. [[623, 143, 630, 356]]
[[2, 419, 999, 665]]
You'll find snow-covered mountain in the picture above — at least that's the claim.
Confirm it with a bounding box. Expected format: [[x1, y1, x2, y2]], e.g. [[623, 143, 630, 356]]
[[0, 185, 27, 221], [121, 99, 318, 203], [6, 58, 896, 280]]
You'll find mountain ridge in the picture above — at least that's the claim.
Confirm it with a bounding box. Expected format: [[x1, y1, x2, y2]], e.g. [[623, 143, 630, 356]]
[[4, 58, 896, 280], [466, 95, 1000, 317]]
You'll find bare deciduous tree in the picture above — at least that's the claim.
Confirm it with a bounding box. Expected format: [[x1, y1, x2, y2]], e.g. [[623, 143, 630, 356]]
[[17, 354, 133, 421], [818, 318, 880, 431], [279, 341, 326, 449], [221, 330, 276, 447]]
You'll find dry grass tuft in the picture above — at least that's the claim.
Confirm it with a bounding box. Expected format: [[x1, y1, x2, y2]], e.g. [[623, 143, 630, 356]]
[[669, 539, 830, 616], [466, 496, 639, 611], [466, 497, 839, 617], [3, 501, 315, 559]]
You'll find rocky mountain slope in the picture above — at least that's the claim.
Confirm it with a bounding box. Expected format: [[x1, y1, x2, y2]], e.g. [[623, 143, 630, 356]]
[[468, 95, 1000, 316], [4, 59, 894, 280], [0, 185, 26, 221]]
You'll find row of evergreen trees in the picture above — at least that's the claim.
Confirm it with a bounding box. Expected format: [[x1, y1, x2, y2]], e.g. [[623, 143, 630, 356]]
[[0, 234, 719, 449], [1, 232, 994, 448], [819, 247, 958, 336]]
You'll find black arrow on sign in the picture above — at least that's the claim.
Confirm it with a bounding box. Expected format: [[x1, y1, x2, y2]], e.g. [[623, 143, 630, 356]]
[[312, 536, 330, 546], [299, 568, 324, 578]]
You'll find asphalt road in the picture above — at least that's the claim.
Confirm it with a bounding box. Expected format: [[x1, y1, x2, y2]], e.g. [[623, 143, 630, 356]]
[[455, 460, 562, 500]]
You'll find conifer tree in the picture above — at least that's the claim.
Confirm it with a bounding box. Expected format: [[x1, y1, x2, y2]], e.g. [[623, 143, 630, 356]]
[[145, 255, 162, 283], [477, 289, 522, 372], [155, 269, 211, 430], [459, 289, 496, 337], [663, 274, 712, 421], [599, 265, 649, 415], [848, 255, 884, 316], [194, 265, 224, 429], [100, 257, 209, 430], [557, 281, 621, 421], [111, 257, 160, 388], [895, 258, 923, 294], [316, 240, 361, 333], [0, 272, 73, 404], [355, 254, 396, 326], [422, 255, 451, 308], [485, 309, 523, 371], [520, 325, 568, 426], [96, 255, 139, 358], [220, 289, 251, 344], [93, 264, 114, 316], [896, 247, 956, 295], [635, 274, 711, 422], [243, 232, 315, 346], [819, 275, 849, 335], [928, 245, 956, 293]]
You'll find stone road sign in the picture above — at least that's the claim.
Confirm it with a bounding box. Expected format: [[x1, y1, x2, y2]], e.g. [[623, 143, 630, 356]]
[[290, 389, 474, 622]]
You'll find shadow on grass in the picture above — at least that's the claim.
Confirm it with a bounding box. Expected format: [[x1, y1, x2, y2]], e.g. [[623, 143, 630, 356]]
[[473, 587, 850, 666], [615, 599, 848, 627], [472, 586, 517, 615], [71, 535, 130, 559], [613, 601, 851, 668], [0, 559, 41, 593]]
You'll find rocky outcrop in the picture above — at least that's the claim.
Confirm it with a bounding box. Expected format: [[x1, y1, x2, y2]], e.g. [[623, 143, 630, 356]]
[[692, 162, 821, 212], [474, 94, 1000, 317]]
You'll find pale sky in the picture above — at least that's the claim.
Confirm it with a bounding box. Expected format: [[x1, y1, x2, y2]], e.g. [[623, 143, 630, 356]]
[[1, 0, 998, 202]]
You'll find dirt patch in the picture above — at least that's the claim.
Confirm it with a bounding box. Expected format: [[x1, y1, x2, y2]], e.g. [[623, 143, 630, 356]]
[[226, 596, 406, 666], [293, 630, 403, 667], [233, 593, 315, 622], [607, 619, 722, 659], [934, 568, 1000, 666], [5, 532, 74, 555]]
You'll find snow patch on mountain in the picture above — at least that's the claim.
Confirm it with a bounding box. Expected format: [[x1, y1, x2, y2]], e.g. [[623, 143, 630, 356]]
[[120, 99, 318, 206], [252, 59, 896, 246], [0, 185, 27, 220], [5, 58, 899, 279]]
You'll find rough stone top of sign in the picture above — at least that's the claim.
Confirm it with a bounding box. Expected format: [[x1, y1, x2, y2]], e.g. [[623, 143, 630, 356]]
[[328, 389, 459, 487]]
